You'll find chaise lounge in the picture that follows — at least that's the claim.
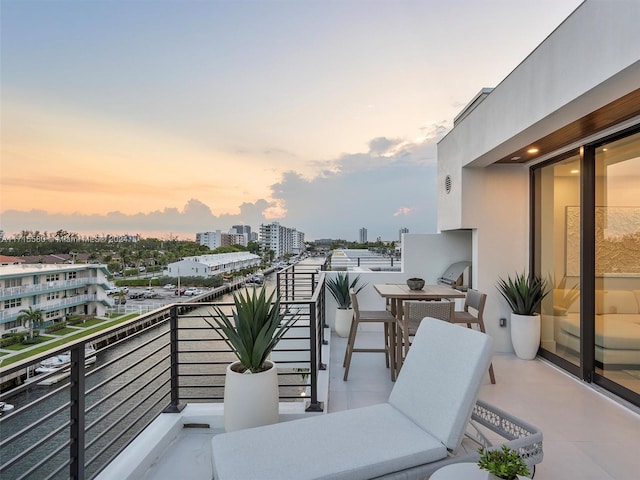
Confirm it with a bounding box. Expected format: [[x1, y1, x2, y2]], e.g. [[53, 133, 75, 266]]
[[211, 318, 543, 479]]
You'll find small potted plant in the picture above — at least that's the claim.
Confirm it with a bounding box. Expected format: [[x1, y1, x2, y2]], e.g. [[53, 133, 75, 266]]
[[477, 445, 531, 480], [205, 287, 296, 432], [325, 272, 366, 337], [406, 277, 425, 290], [496, 272, 549, 360]]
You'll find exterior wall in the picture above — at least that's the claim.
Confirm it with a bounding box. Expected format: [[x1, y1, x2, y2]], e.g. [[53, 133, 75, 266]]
[[437, 0, 640, 353], [438, 0, 640, 231], [400, 232, 471, 284], [0, 264, 111, 334]]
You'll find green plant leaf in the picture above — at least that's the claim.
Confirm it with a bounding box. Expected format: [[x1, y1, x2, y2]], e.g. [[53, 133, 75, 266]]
[[204, 287, 297, 373], [326, 272, 367, 309], [497, 272, 549, 316]]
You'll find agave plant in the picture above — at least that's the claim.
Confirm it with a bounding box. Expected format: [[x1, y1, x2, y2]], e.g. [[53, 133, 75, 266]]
[[325, 272, 367, 309], [205, 287, 295, 373], [496, 272, 549, 316]]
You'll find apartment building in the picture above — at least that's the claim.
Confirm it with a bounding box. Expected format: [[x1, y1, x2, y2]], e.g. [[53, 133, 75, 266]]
[[195, 231, 234, 250], [259, 222, 305, 258], [0, 264, 111, 335], [164, 252, 261, 278]]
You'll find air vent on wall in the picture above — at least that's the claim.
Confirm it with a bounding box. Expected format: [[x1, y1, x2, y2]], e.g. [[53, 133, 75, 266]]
[[445, 175, 452, 194]]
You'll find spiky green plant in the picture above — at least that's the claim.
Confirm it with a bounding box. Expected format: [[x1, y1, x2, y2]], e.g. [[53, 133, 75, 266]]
[[325, 272, 367, 309], [477, 445, 530, 479], [204, 287, 295, 373], [496, 272, 549, 316]]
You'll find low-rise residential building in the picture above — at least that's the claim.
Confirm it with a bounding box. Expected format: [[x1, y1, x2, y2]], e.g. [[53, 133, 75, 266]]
[[0, 264, 112, 335], [164, 252, 261, 278]]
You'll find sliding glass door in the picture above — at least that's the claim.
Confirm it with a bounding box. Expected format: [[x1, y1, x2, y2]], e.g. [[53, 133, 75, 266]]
[[534, 127, 640, 404]]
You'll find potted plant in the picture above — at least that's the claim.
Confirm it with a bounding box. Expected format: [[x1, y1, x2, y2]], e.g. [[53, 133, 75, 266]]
[[477, 445, 531, 480], [497, 272, 549, 360], [205, 287, 295, 432], [406, 277, 425, 290], [325, 272, 366, 337]]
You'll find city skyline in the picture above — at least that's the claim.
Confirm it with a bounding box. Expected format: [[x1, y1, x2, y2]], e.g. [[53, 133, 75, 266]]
[[1, 0, 583, 241]]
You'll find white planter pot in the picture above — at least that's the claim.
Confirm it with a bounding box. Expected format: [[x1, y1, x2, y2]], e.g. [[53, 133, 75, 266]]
[[334, 308, 354, 337], [223, 360, 279, 432], [510, 313, 541, 360]]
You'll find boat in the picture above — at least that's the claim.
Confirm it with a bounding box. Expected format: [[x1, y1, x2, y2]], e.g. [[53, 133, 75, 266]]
[[245, 273, 264, 285], [0, 401, 15, 415], [35, 345, 97, 374]]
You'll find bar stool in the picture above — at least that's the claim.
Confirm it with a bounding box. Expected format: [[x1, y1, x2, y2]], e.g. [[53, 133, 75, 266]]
[[398, 300, 454, 372], [451, 289, 496, 384], [343, 289, 397, 381]]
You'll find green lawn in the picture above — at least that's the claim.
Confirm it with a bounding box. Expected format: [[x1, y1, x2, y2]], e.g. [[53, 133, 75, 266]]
[[1, 314, 141, 366], [48, 327, 80, 336], [4, 336, 55, 351]]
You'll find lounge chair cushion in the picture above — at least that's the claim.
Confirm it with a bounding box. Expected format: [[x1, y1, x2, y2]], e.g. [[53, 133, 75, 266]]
[[211, 403, 447, 480], [211, 318, 493, 480], [389, 319, 492, 450]]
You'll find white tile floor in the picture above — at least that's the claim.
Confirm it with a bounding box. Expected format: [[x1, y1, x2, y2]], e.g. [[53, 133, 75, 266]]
[[144, 327, 640, 479]]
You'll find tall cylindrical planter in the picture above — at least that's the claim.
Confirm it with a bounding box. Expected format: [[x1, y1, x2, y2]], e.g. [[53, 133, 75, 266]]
[[510, 313, 541, 360], [223, 360, 279, 432], [334, 308, 354, 337]]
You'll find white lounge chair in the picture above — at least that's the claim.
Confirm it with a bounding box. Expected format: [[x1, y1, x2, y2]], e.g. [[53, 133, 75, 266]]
[[211, 318, 499, 480]]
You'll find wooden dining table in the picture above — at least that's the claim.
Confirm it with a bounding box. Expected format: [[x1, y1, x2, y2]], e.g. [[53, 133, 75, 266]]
[[373, 283, 467, 376]]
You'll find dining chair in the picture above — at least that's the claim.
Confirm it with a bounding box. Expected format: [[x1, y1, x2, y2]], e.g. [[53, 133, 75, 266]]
[[398, 300, 454, 371], [343, 288, 397, 381], [451, 289, 496, 384]]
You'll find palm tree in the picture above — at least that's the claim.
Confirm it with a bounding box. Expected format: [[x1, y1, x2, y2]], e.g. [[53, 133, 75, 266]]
[[17, 307, 44, 340]]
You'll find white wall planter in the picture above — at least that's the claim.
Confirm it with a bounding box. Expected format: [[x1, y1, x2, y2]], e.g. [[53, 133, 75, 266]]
[[510, 313, 541, 360], [334, 308, 353, 337], [223, 360, 279, 432]]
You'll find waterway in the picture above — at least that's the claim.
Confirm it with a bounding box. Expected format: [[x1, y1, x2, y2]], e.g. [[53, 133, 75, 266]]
[[0, 261, 324, 479]]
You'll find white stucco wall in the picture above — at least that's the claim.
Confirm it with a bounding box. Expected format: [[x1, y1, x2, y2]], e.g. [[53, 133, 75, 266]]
[[325, 232, 472, 330], [437, 0, 640, 353]]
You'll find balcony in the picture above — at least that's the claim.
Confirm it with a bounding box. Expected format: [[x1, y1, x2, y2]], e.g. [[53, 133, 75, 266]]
[[1, 266, 639, 479]]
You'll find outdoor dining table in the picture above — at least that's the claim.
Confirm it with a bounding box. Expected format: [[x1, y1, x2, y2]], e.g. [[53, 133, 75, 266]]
[[373, 283, 467, 376]]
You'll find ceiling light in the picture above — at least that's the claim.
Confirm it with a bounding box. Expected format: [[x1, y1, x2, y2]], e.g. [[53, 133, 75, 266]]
[[510, 156, 521, 161], [570, 169, 579, 174], [527, 148, 539, 154]]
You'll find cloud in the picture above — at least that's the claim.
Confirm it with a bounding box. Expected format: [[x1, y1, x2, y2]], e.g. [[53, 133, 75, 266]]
[[1, 127, 446, 241]]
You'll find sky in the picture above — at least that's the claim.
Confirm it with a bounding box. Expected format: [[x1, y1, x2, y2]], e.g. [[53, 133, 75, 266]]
[[1, 0, 584, 242]]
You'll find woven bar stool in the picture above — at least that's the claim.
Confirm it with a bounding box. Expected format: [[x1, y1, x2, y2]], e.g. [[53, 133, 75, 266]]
[[399, 300, 454, 372], [343, 288, 397, 381]]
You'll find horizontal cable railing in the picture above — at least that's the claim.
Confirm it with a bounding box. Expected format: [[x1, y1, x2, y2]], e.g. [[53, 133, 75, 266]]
[[0, 271, 325, 479]]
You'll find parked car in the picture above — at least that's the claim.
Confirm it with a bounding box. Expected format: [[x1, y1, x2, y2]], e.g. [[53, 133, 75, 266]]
[[143, 288, 158, 298], [184, 287, 204, 296], [129, 291, 145, 299], [163, 284, 176, 290], [175, 288, 186, 296]]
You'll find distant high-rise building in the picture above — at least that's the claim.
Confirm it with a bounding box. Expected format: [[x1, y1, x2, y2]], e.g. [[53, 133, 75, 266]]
[[399, 227, 409, 241], [259, 222, 305, 258], [359, 227, 367, 243], [196, 230, 234, 250], [229, 225, 253, 247]]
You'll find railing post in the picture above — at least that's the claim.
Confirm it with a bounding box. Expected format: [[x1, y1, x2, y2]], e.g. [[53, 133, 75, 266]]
[[70, 344, 85, 480], [163, 305, 185, 413], [306, 300, 324, 412]]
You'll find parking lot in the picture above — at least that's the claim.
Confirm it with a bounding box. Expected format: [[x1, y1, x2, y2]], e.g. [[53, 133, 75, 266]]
[[110, 285, 225, 309]]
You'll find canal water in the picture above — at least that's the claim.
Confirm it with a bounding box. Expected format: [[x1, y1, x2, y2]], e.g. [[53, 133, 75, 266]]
[[0, 264, 322, 479]]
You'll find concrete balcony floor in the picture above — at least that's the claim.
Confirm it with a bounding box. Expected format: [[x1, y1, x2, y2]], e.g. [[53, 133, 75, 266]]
[[141, 327, 640, 480]]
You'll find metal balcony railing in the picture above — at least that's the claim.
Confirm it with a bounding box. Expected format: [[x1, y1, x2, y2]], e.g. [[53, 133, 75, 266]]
[[0, 271, 326, 480]]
